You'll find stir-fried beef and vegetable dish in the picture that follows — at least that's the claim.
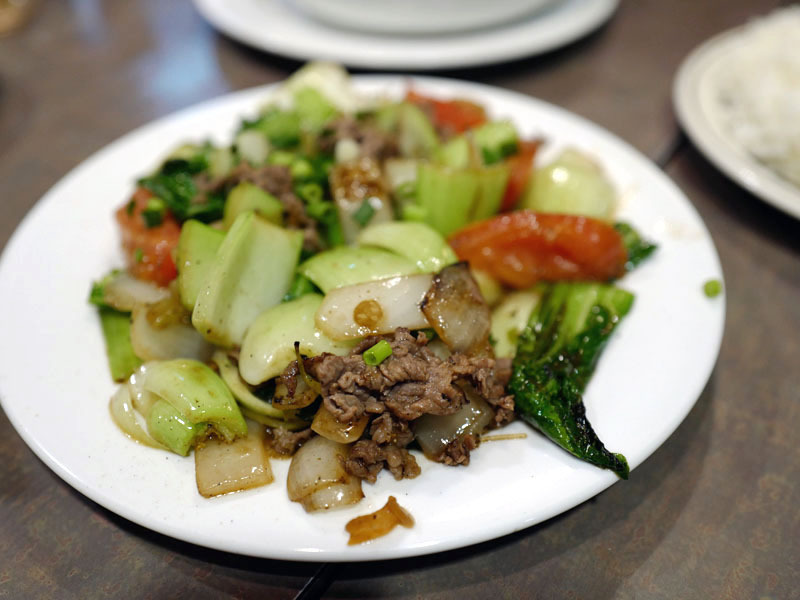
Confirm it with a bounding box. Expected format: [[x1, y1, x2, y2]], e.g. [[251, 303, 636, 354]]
[[90, 63, 656, 525]]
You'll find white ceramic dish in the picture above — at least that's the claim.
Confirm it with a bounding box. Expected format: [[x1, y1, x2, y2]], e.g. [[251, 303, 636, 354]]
[[192, 0, 618, 70], [0, 76, 725, 562], [673, 22, 800, 220], [291, 0, 558, 35]]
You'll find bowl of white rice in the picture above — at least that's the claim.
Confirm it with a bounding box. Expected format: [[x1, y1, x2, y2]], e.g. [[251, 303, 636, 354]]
[[712, 7, 800, 188], [674, 6, 800, 218]]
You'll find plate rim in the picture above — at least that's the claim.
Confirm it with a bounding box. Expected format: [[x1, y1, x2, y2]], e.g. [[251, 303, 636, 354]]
[[0, 75, 725, 562], [672, 23, 800, 220], [191, 0, 619, 70]]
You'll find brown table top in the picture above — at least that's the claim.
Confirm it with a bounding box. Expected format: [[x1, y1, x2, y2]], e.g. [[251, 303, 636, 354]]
[[1, 1, 798, 598]]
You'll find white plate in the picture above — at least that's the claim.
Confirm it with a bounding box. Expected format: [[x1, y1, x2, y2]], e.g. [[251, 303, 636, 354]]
[[192, 0, 618, 70], [0, 76, 725, 562], [673, 23, 800, 220], [291, 0, 559, 35]]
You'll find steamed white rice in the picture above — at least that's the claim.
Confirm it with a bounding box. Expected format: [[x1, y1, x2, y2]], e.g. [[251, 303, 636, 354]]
[[714, 7, 800, 187]]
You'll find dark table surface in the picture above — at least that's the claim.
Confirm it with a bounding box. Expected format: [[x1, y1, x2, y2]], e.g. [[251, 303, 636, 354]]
[[1, 1, 798, 598]]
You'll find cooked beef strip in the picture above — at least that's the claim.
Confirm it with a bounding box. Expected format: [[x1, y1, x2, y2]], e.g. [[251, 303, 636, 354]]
[[345, 440, 421, 483], [267, 427, 314, 456], [369, 412, 415, 447], [280, 328, 514, 479], [318, 116, 399, 161], [438, 434, 479, 466]]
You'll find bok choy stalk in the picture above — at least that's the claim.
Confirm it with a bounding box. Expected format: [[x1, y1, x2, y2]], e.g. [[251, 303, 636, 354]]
[[97, 308, 142, 382], [509, 282, 633, 479], [90, 272, 150, 382], [143, 359, 248, 455]]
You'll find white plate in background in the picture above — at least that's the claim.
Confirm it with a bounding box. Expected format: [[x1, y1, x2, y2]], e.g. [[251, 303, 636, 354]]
[[0, 76, 724, 562], [674, 21, 800, 220], [192, 0, 618, 70], [291, 0, 559, 35]]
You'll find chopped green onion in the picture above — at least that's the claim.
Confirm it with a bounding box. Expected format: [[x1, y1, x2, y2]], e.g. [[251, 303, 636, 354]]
[[268, 150, 295, 166], [134, 248, 144, 263], [305, 199, 332, 220], [141, 197, 167, 227], [290, 158, 313, 180], [296, 182, 323, 205], [353, 199, 376, 227], [363, 339, 392, 366], [703, 279, 723, 298]]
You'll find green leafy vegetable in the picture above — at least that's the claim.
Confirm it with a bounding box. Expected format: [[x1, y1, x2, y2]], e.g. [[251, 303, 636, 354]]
[[509, 282, 633, 479], [138, 156, 224, 224], [283, 273, 319, 302], [141, 197, 167, 228], [615, 222, 657, 271]]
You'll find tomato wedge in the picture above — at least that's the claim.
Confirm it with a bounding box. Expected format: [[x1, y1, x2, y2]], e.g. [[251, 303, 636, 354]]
[[406, 90, 487, 135], [500, 139, 541, 212], [115, 188, 180, 287], [448, 211, 627, 289]]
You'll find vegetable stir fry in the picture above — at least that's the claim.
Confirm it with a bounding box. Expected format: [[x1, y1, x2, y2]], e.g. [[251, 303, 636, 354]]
[[90, 63, 655, 517]]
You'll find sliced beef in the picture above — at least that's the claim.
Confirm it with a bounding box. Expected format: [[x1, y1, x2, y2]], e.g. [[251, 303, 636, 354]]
[[369, 412, 414, 447], [318, 116, 399, 161], [279, 328, 515, 479], [267, 427, 314, 456], [438, 434, 479, 466], [345, 439, 420, 483], [448, 354, 515, 427], [304, 329, 470, 423]]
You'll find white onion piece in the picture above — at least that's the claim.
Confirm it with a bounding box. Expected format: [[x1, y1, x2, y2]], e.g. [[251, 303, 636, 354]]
[[287, 436, 363, 512], [130, 305, 214, 362], [103, 273, 170, 312], [413, 386, 494, 459], [195, 420, 274, 498], [421, 263, 491, 355], [108, 385, 165, 449], [127, 363, 159, 418], [311, 404, 369, 443], [315, 273, 433, 340], [301, 482, 364, 513]]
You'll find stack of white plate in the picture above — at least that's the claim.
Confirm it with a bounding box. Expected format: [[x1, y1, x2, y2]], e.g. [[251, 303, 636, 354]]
[[192, 0, 619, 70]]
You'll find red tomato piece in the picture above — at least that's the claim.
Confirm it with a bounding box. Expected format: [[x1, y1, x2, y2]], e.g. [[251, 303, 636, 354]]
[[500, 139, 541, 212], [406, 90, 487, 135], [448, 211, 627, 289], [115, 188, 180, 287]]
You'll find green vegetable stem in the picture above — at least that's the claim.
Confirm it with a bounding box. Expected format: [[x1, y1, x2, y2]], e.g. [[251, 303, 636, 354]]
[[509, 282, 633, 479]]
